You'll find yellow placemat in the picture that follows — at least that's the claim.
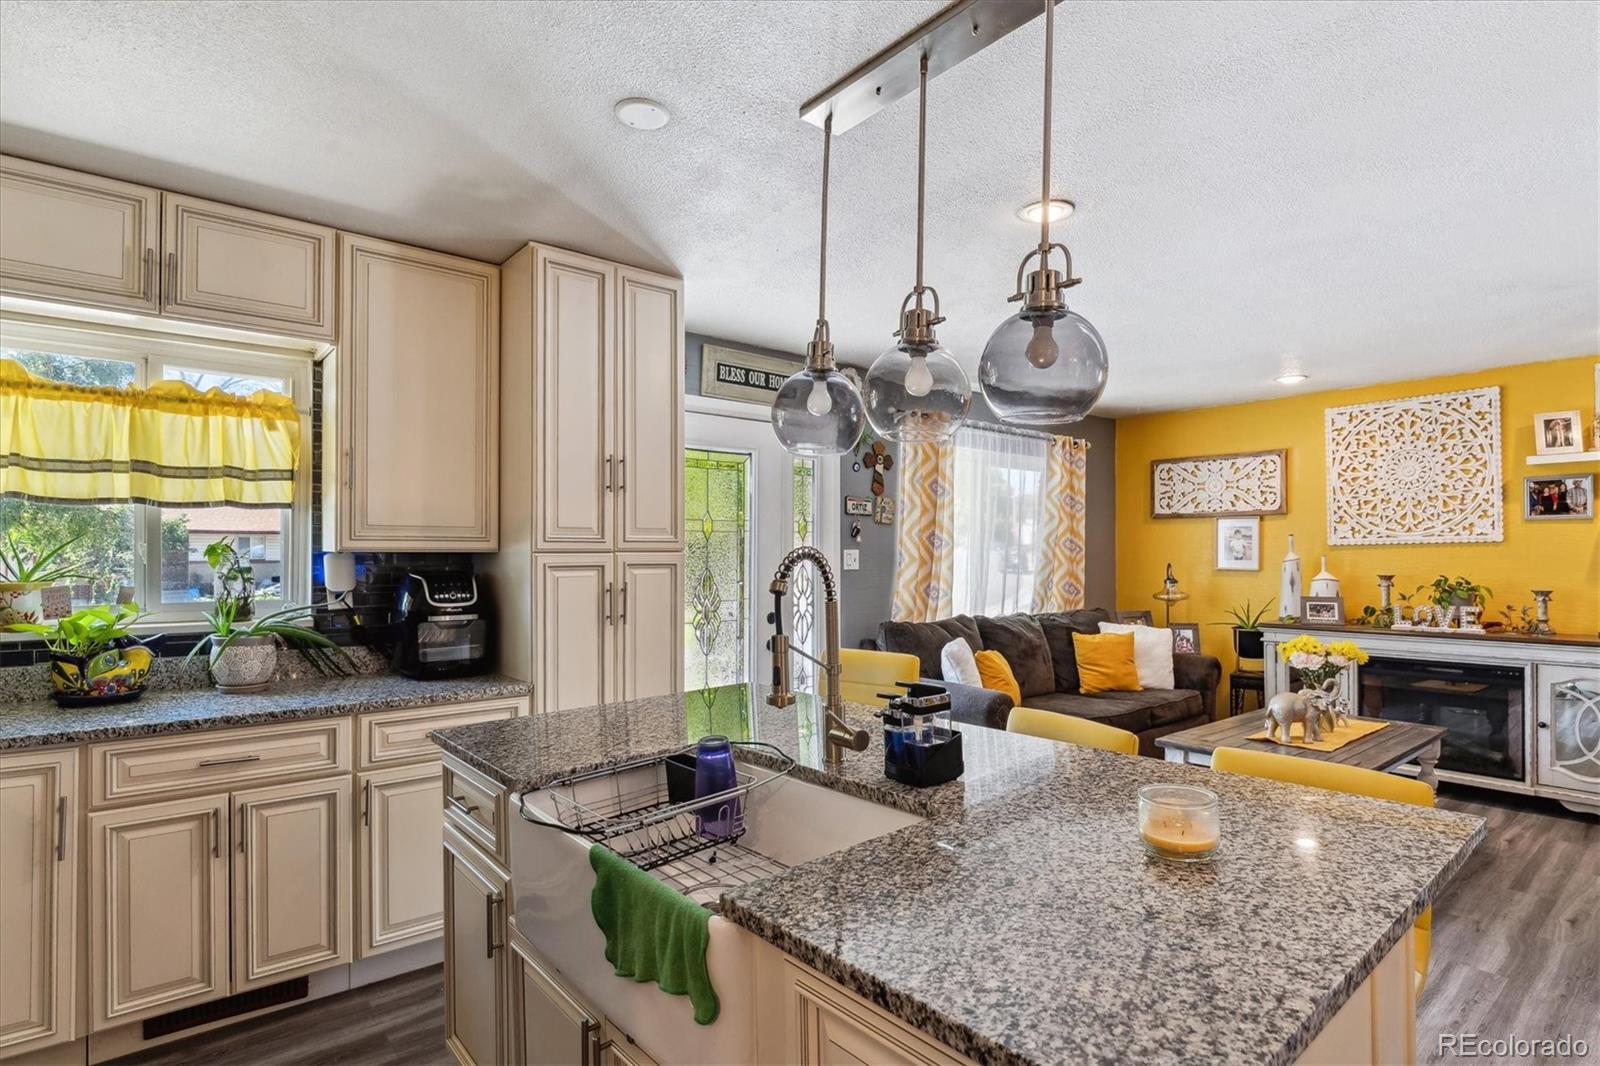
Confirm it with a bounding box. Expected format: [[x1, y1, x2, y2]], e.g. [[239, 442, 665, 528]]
[[1247, 717, 1391, 752]]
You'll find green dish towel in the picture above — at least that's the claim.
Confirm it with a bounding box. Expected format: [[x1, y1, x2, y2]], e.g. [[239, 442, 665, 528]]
[[588, 844, 719, 1025]]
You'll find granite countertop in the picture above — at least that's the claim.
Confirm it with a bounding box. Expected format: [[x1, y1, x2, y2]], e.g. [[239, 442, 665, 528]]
[[1261, 620, 1600, 648], [0, 672, 531, 750], [430, 684, 1485, 1066]]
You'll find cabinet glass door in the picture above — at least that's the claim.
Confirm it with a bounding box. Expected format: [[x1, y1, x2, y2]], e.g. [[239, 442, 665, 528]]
[[1538, 666, 1600, 795]]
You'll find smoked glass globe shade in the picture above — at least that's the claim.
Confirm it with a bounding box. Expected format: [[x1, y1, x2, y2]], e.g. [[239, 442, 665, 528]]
[[770, 367, 867, 457], [977, 308, 1107, 425], [863, 342, 971, 443]]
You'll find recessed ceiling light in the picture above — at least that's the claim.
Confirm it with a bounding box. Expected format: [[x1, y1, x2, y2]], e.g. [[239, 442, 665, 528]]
[[1275, 372, 1309, 385], [1015, 197, 1075, 224], [613, 97, 670, 130]]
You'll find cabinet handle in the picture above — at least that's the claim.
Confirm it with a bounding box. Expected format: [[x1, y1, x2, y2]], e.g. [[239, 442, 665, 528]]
[[604, 582, 613, 625], [604, 454, 614, 493], [1538, 721, 1549, 729], [363, 779, 372, 827], [210, 808, 220, 858], [345, 446, 355, 493], [617, 457, 625, 492], [485, 893, 500, 959], [142, 247, 154, 302], [165, 250, 176, 302], [621, 582, 628, 623], [238, 802, 247, 853], [199, 753, 262, 767], [580, 1019, 600, 1066], [446, 794, 479, 817], [55, 797, 66, 863]]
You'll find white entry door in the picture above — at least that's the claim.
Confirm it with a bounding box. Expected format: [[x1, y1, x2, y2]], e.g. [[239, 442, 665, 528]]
[[685, 397, 838, 704]]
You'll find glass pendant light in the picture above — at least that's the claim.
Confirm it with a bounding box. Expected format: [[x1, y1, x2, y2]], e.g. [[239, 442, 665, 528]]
[[977, 0, 1108, 425], [771, 113, 867, 457], [863, 55, 971, 444]]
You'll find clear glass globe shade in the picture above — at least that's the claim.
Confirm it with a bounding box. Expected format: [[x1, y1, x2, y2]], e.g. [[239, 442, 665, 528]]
[[977, 309, 1107, 425], [770, 367, 867, 457], [863, 342, 972, 443]]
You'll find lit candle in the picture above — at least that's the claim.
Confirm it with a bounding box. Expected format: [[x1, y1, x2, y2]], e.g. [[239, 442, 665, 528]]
[[1139, 785, 1220, 862]]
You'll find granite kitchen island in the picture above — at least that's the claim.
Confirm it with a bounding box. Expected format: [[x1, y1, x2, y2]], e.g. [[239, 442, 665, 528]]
[[430, 684, 1484, 1066]]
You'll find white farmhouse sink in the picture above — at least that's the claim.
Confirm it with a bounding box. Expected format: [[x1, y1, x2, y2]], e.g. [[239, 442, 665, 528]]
[[510, 760, 924, 1065]]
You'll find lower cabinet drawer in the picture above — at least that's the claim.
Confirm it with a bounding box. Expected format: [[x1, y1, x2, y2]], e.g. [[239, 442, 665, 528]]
[[89, 719, 351, 808], [358, 697, 526, 771], [442, 756, 506, 861]]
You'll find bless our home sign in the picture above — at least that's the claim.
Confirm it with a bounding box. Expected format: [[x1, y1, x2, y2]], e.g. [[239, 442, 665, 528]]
[[700, 344, 804, 404]]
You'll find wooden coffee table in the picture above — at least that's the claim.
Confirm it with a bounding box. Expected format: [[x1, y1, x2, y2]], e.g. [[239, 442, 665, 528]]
[[1156, 715, 1448, 790]]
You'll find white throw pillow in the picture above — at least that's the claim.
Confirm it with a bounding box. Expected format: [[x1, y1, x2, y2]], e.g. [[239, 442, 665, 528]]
[[940, 638, 982, 687], [1097, 622, 1176, 690]]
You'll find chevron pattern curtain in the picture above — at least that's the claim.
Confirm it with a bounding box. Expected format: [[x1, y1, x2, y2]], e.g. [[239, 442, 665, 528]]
[[1034, 436, 1090, 612], [891, 439, 956, 622]]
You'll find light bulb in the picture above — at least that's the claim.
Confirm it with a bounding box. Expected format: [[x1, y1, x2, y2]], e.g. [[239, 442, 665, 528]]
[[806, 376, 833, 416], [904, 353, 933, 397], [1026, 322, 1059, 369]]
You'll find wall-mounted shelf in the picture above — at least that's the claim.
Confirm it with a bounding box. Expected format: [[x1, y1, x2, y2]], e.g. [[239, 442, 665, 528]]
[[1526, 450, 1600, 466]]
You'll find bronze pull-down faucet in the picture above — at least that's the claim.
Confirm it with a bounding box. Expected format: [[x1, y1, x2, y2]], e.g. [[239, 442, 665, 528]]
[[766, 546, 871, 768]]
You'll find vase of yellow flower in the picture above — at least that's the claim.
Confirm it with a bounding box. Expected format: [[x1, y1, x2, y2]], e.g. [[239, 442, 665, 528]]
[[1278, 635, 1370, 690]]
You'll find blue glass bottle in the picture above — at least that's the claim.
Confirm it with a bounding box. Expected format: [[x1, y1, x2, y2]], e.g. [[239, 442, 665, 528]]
[[693, 735, 739, 840]]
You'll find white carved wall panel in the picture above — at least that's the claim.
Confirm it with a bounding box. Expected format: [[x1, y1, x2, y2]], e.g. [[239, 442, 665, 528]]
[[1151, 450, 1286, 517], [1325, 386, 1502, 544]]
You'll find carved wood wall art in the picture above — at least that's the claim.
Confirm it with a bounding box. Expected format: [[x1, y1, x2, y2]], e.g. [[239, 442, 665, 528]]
[[1150, 450, 1286, 518]]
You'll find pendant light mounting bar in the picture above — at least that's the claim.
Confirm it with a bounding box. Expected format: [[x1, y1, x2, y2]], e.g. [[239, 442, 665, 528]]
[[800, 0, 1061, 135]]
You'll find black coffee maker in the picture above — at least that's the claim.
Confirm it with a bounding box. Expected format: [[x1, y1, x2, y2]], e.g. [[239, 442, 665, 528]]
[[393, 568, 490, 679]]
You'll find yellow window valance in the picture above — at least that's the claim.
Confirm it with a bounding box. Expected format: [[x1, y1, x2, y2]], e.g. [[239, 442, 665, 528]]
[[0, 358, 301, 507]]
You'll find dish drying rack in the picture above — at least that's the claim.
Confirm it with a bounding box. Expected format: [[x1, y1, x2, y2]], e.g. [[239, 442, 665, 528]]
[[518, 742, 795, 888]]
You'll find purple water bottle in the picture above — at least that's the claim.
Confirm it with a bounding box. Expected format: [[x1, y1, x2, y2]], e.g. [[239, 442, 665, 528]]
[[693, 735, 739, 840]]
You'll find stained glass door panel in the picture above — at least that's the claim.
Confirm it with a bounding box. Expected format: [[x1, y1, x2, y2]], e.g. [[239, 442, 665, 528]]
[[684, 449, 751, 698]]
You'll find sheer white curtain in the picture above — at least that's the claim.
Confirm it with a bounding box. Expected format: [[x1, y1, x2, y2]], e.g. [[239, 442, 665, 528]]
[[949, 425, 1048, 617]]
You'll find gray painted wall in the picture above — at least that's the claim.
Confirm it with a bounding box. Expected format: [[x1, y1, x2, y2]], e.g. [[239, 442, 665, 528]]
[[685, 332, 1115, 651]]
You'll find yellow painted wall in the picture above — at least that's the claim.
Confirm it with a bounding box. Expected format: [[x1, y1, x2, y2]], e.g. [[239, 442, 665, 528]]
[[1115, 355, 1600, 686]]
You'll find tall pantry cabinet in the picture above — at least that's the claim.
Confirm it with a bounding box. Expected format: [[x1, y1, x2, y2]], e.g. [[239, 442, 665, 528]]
[[490, 244, 683, 712]]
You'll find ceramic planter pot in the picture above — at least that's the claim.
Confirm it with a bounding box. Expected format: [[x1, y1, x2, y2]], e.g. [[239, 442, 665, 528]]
[[0, 581, 48, 628], [48, 642, 153, 706], [210, 634, 277, 694], [1233, 627, 1265, 661]]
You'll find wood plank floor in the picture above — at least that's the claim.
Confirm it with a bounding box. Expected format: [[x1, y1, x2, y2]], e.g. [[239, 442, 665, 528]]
[[113, 787, 1597, 1066]]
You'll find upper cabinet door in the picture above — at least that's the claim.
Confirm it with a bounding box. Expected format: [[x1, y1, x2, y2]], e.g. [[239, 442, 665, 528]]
[[0, 750, 77, 1057], [0, 155, 159, 313], [232, 776, 352, 990], [333, 234, 499, 550], [616, 553, 683, 702], [161, 193, 335, 339], [534, 247, 615, 551], [616, 268, 684, 550], [88, 794, 231, 1030]]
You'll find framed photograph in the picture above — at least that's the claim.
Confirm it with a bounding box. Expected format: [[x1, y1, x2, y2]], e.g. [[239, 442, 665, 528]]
[[1169, 622, 1201, 655], [873, 495, 897, 526], [1302, 597, 1345, 625], [1117, 610, 1154, 626], [1215, 516, 1261, 571], [1524, 475, 1593, 520], [844, 495, 873, 517], [1533, 410, 1583, 455]]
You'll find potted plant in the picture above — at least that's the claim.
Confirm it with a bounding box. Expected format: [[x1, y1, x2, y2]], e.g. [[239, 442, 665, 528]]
[[1419, 574, 1491, 609], [1213, 598, 1274, 660], [202, 537, 256, 621], [0, 531, 85, 627], [11, 603, 153, 705], [186, 598, 349, 693]]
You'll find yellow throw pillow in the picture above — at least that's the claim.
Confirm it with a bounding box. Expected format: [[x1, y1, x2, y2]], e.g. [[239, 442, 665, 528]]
[[1072, 631, 1142, 695], [973, 650, 1022, 705]]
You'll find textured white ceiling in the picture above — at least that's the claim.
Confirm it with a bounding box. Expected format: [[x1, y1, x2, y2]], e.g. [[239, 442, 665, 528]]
[[2, 0, 1595, 414]]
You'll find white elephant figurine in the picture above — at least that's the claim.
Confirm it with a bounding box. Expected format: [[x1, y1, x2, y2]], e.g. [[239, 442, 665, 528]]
[[1263, 690, 1322, 744]]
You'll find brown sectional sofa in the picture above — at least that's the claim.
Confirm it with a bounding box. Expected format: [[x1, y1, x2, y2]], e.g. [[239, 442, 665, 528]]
[[877, 607, 1221, 757]]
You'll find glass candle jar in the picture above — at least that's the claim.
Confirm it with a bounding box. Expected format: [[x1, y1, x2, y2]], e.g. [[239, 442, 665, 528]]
[[1138, 784, 1220, 862]]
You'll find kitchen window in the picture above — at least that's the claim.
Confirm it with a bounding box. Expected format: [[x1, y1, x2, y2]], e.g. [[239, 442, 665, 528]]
[[1, 316, 313, 625]]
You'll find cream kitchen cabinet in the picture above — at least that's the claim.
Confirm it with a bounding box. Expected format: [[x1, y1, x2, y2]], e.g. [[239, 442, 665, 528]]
[[232, 776, 352, 989], [0, 155, 160, 313], [357, 763, 444, 957], [161, 192, 336, 339], [614, 267, 684, 550], [530, 552, 682, 713], [0, 750, 77, 1059], [87, 794, 231, 1030], [443, 823, 510, 1066], [511, 935, 600, 1066], [325, 233, 499, 551]]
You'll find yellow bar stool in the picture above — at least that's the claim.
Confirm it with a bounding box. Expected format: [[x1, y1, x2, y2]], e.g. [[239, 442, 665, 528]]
[[1006, 706, 1139, 756], [1211, 747, 1436, 994], [836, 649, 921, 708]]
